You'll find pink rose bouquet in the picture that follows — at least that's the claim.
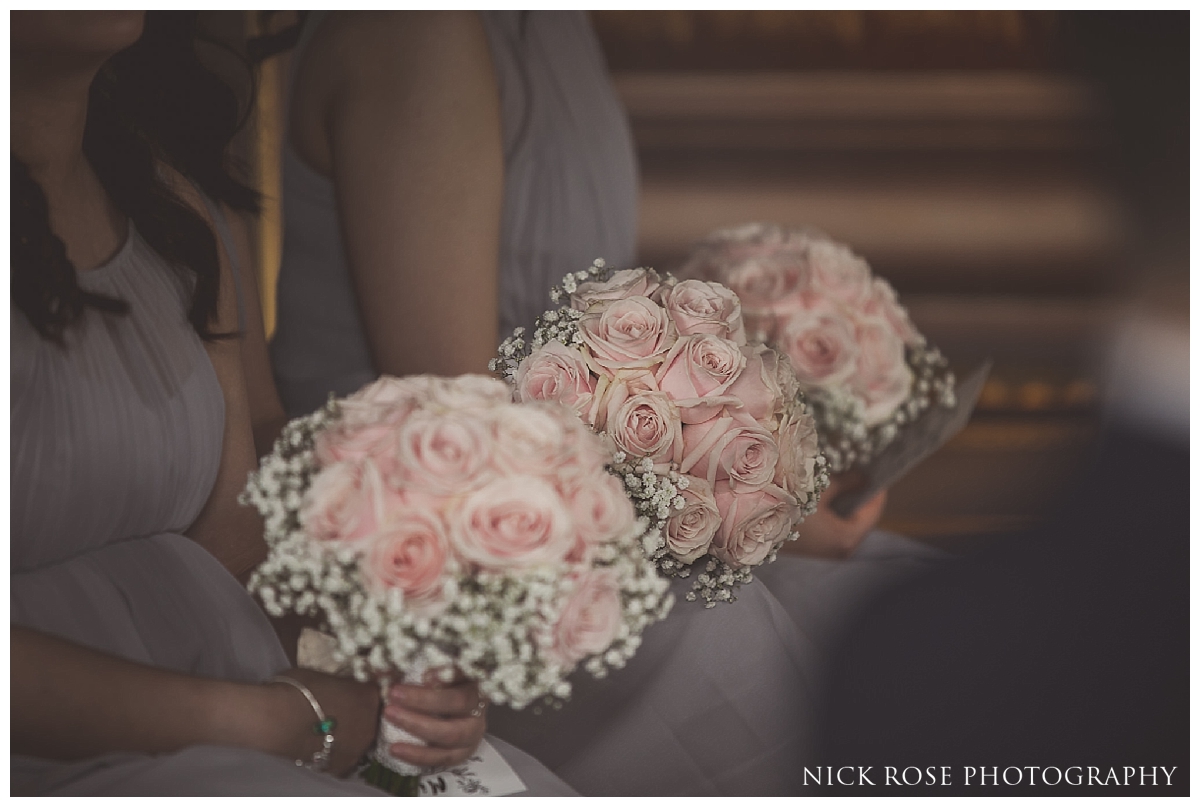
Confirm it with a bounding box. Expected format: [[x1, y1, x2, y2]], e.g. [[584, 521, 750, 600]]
[[680, 223, 957, 473], [242, 375, 671, 786], [493, 261, 828, 606]]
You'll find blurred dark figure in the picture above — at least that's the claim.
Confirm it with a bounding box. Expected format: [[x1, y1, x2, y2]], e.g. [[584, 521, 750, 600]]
[[816, 11, 1188, 795]]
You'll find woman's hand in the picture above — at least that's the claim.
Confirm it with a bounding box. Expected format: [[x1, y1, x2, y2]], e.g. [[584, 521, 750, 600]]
[[381, 671, 487, 769], [782, 475, 888, 559], [264, 667, 381, 777]]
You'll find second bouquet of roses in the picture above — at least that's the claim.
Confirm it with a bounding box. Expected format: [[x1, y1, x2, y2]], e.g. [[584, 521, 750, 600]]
[[492, 261, 829, 606]]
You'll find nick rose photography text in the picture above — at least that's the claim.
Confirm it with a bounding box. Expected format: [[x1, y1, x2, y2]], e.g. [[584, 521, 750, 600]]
[[806, 766, 1179, 787]]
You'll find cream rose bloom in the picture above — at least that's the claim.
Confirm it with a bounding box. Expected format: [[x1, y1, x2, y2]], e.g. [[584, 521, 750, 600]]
[[603, 388, 683, 466], [862, 277, 923, 348], [656, 279, 747, 344], [547, 569, 623, 667], [773, 407, 820, 504], [850, 317, 914, 426], [426, 374, 512, 413], [567, 471, 637, 547], [570, 267, 662, 311], [654, 333, 747, 424], [777, 306, 859, 390], [579, 296, 676, 374], [388, 410, 495, 496], [361, 507, 452, 615], [449, 476, 575, 569], [807, 239, 873, 308], [712, 482, 796, 568], [301, 460, 381, 544], [680, 413, 779, 493], [515, 341, 603, 427], [723, 343, 786, 424], [335, 374, 427, 429], [664, 475, 721, 563], [489, 404, 573, 476]]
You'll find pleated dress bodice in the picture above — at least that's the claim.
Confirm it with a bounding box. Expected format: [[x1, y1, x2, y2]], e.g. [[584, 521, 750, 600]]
[[10, 224, 289, 683], [12, 226, 221, 570]]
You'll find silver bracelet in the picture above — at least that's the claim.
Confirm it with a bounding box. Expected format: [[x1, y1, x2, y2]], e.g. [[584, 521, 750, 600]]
[[268, 675, 336, 772]]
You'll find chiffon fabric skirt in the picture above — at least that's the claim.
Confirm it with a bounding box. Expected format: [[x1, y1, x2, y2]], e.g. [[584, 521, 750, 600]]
[[488, 575, 822, 796], [757, 530, 948, 657]]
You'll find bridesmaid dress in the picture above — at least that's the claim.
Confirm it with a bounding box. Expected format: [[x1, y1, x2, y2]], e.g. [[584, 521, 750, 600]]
[[10, 213, 574, 796], [271, 11, 822, 795]]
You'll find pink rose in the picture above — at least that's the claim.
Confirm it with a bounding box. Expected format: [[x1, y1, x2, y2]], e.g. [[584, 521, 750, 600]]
[[427, 374, 512, 412], [603, 389, 683, 466], [314, 421, 396, 467], [777, 307, 859, 389], [715, 251, 810, 319], [515, 341, 602, 426], [567, 471, 637, 548], [570, 267, 661, 311], [654, 334, 747, 424], [712, 482, 796, 568], [664, 475, 721, 563], [807, 240, 872, 308], [850, 317, 914, 426], [862, 278, 923, 347], [656, 279, 747, 344], [773, 408, 821, 503], [547, 568, 623, 667], [489, 404, 573, 476], [680, 413, 779, 493], [723, 343, 786, 424], [553, 423, 618, 495], [338, 375, 432, 428], [579, 297, 676, 374], [449, 476, 575, 569], [361, 508, 451, 614], [302, 461, 382, 544], [388, 411, 494, 496]]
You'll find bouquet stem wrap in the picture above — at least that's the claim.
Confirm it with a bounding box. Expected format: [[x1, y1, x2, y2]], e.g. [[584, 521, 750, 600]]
[[369, 668, 427, 779]]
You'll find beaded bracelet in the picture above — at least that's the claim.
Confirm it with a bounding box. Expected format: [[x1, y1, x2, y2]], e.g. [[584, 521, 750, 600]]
[[268, 675, 337, 772]]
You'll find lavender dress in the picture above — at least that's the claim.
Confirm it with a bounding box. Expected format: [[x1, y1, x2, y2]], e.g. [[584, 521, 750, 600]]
[[271, 12, 822, 795], [10, 220, 573, 796]]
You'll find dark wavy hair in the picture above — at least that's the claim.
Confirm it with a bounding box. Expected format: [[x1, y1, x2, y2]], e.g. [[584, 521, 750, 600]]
[[12, 11, 259, 344]]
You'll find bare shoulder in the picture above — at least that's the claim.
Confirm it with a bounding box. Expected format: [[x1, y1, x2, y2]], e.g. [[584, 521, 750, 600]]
[[313, 11, 489, 72], [293, 11, 497, 176]]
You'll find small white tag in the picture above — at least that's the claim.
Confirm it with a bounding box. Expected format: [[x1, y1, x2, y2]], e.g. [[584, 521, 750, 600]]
[[417, 738, 527, 797]]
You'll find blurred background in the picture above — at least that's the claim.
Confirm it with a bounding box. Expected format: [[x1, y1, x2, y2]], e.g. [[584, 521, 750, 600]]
[[200, 10, 1186, 549]]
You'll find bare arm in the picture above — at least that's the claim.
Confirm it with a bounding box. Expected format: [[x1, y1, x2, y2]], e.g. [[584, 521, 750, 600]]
[[222, 204, 290, 457], [167, 178, 269, 580], [12, 625, 379, 773], [291, 11, 504, 378]]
